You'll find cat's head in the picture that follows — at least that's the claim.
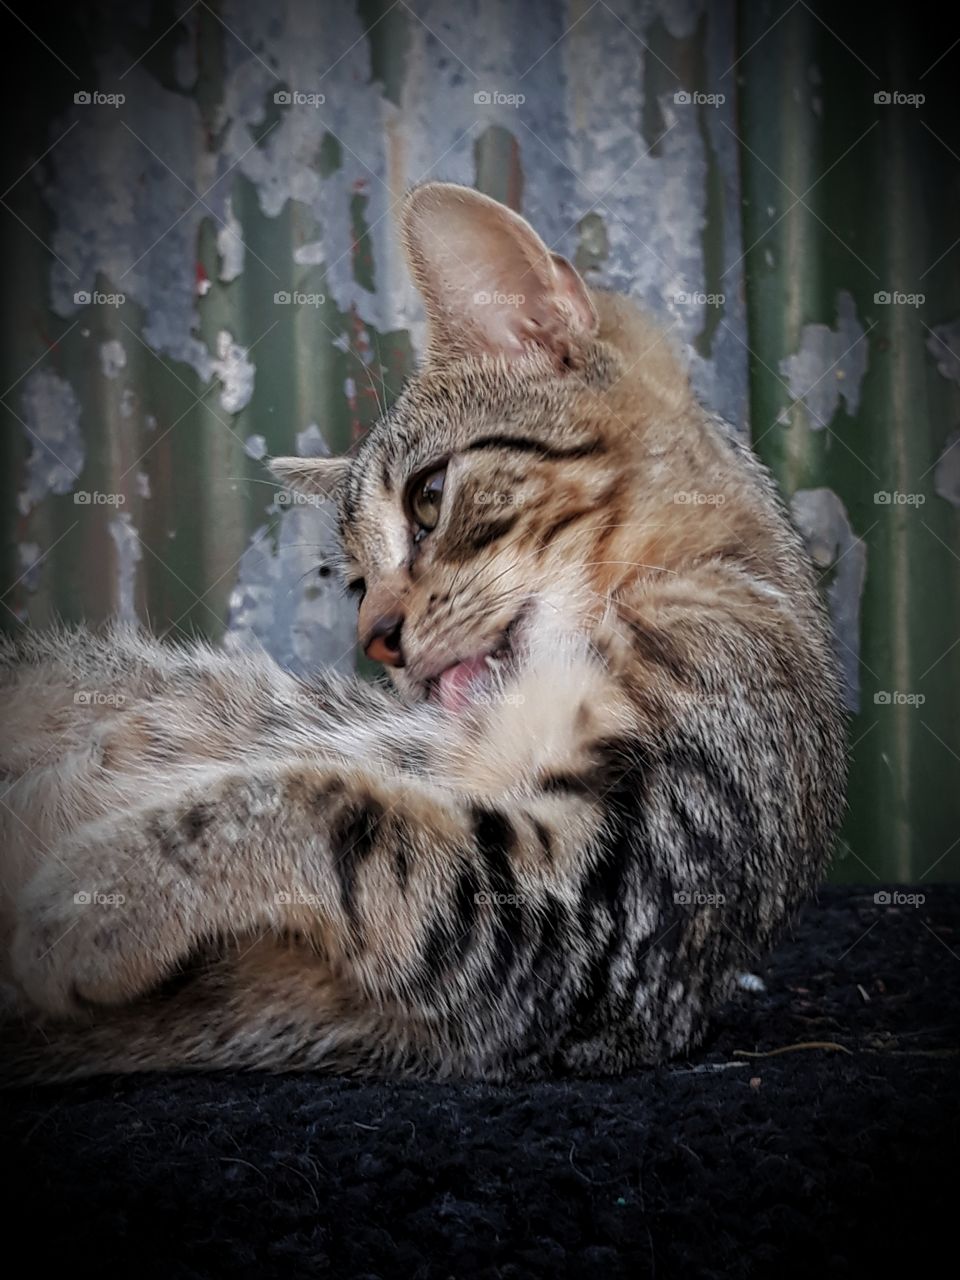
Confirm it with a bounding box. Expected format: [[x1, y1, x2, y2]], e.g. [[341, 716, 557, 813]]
[[271, 183, 692, 710]]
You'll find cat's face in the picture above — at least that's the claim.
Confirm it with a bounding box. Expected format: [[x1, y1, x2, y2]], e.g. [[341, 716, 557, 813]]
[[336, 354, 634, 708], [271, 183, 639, 710]]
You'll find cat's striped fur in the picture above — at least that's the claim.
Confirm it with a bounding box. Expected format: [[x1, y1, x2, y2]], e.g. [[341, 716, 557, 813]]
[[0, 184, 845, 1083]]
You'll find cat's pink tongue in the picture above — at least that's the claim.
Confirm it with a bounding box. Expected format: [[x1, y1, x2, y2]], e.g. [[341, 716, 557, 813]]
[[438, 655, 488, 713]]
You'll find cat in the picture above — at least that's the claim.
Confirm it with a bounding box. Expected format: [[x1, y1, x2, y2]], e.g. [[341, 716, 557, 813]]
[[0, 182, 846, 1084]]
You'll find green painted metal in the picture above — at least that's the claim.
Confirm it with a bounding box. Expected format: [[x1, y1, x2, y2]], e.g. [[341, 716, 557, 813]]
[[738, 1, 960, 881]]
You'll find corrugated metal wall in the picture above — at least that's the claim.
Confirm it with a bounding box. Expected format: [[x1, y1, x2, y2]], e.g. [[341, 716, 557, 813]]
[[2, 0, 958, 879]]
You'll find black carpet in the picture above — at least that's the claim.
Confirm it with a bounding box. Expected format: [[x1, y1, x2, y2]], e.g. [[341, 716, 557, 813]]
[[2, 885, 958, 1279]]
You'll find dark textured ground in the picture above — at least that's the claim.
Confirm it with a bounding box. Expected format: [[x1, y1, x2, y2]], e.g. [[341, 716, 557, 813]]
[[2, 884, 958, 1279]]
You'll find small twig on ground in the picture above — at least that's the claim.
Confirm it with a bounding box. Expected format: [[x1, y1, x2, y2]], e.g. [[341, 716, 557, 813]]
[[733, 1040, 853, 1058]]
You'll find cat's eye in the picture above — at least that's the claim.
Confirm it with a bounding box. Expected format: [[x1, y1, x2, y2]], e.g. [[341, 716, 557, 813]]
[[407, 466, 447, 539], [347, 577, 366, 602]]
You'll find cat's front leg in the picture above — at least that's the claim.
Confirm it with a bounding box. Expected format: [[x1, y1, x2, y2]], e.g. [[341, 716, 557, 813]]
[[11, 752, 602, 1020], [10, 760, 325, 1015]]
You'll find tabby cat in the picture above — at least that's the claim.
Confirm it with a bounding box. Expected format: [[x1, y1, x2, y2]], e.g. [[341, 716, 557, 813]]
[[0, 183, 846, 1084]]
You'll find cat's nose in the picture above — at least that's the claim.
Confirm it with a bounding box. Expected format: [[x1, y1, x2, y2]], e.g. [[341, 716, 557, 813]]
[[363, 613, 405, 667]]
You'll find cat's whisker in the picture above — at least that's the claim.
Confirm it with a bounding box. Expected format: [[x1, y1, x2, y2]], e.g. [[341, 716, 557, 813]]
[[579, 560, 678, 576]]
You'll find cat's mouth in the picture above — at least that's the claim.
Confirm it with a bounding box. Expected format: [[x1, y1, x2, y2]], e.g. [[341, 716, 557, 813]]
[[425, 613, 523, 714]]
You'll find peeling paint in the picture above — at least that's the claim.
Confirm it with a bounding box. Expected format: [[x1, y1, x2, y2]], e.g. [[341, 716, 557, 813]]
[[108, 513, 142, 623], [927, 318, 960, 383], [209, 330, 255, 414], [933, 429, 960, 507], [216, 196, 246, 283], [790, 488, 866, 712], [23, 0, 748, 668], [779, 291, 867, 427], [45, 61, 215, 384], [16, 543, 43, 599], [574, 211, 610, 274], [206, 0, 745, 421], [99, 339, 127, 380], [293, 241, 326, 265], [17, 370, 84, 515], [655, 0, 701, 39], [173, 16, 198, 91], [296, 422, 331, 457], [224, 509, 356, 676]]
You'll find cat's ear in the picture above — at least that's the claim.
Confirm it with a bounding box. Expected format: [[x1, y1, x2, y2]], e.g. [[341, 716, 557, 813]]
[[400, 183, 598, 366], [268, 456, 349, 500]]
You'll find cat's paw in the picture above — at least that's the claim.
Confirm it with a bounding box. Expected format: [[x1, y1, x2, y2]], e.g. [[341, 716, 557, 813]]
[[11, 862, 172, 1016]]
